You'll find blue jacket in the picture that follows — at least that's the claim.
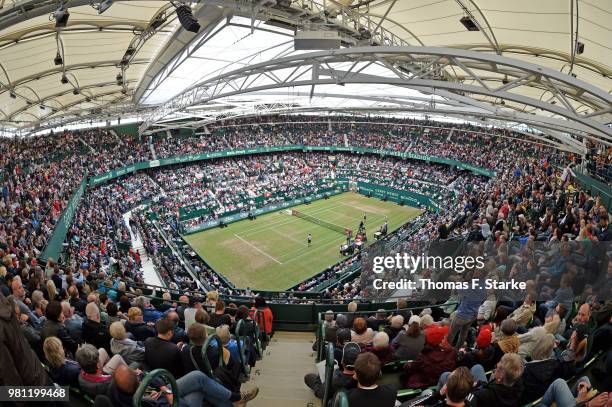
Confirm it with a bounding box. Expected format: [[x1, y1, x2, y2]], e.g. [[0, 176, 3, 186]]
[[456, 287, 487, 320]]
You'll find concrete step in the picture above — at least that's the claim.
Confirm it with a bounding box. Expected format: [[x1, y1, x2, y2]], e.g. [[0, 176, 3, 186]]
[[247, 331, 321, 407]]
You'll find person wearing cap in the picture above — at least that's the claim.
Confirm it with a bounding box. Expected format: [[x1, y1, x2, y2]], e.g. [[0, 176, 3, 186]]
[[323, 310, 336, 329], [334, 328, 352, 365], [456, 326, 496, 371], [392, 315, 425, 361], [304, 342, 358, 399], [402, 325, 456, 389]]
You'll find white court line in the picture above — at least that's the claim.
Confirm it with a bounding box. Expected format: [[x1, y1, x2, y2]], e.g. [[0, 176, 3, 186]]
[[240, 202, 347, 237], [234, 234, 282, 264]]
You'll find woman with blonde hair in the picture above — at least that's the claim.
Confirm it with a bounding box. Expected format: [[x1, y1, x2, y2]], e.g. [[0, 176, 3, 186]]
[[109, 321, 144, 365], [43, 337, 80, 387], [46, 279, 58, 301]]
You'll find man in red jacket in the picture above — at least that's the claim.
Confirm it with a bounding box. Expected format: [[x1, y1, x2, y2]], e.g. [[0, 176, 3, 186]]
[[403, 326, 457, 388]]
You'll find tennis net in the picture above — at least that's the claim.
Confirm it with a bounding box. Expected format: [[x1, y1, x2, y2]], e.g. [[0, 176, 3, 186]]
[[291, 209, 352, 236]]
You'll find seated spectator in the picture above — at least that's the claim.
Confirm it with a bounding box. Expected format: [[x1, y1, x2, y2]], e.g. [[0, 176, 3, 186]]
[[61, 301, 83, 342], [351, 317, 375, 344], [106, 302, 124, 326], [537, 376, 609, 407], [76, 344, 127, 396], [209, 300, 232, 328], [109, 321, 145, 365], [144, 317, 183, 379], [520, 333, 563, 404], [509, 295, 536, 329], [416, 366, 477, 407], [403, 325, 456, 388], [134, 296, 162, 323], [81, 302, 111, 352], [384, 315, 404, 342], [347, 352, 397, 407], [518, 325, 548, 360], [368, 332, 394, 365], [43, 336, 80, 387], [560, 323, 588, 366], [368, 309, 389, 331], [107, 364, 259, 407], [180, 322, 213, 373], [322, 310, 336, 329], [494, 319, 520, 362], [393, 315, 425, 360], [125, 307, 156, 342], [457, 325, 496, 371], [167, 311, 188, 344], [40, 300, 78, 356], [195, 308, 216, 336], [473, 353, 524, 407], [304, 341, 359, 399]]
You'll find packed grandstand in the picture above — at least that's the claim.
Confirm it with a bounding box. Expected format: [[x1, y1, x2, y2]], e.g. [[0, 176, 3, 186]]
[[1, 1, 611, 407]]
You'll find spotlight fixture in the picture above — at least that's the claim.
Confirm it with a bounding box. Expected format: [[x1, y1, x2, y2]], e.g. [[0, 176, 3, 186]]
[[175, 4, 200, 33], [40, 105, 46, 110], [53, 5, 70, 28], [97, 0, 113, 14], [9, 91, 16, 99], [501, 75, 509, 85], [61, 74, 69, 84], [460, 16, 479, 31], [53, 52, 63, 66], [73, 89, 80, 95], [575, 41, 585, 55], [116, 73, 123, 85]]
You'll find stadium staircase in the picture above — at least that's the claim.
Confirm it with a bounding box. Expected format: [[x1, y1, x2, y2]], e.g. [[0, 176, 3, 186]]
[[123, 210, 165, 288], [249, 331, 321, 407]]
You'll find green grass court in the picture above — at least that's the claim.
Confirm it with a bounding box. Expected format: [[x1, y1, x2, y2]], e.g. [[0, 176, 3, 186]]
[[183, 192, 422, 291]]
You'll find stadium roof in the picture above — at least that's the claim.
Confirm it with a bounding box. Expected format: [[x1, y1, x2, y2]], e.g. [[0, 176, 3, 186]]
[[0, 0, 610, 151]]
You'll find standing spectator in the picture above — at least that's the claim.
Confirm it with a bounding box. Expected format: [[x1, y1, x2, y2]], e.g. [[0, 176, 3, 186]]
[[448, 283, 486, 350], [252, 296, 273, 335]]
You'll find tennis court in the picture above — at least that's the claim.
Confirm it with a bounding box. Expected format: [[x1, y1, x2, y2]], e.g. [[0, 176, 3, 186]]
[[182, 192, 422, 290]]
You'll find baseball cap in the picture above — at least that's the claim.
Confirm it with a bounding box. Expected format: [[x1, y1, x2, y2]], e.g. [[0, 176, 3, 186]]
[[342, 342, 361, 368], [336, 328, 351, 344], [425, 326, 446, 347], [476, 327, 492, 348]]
